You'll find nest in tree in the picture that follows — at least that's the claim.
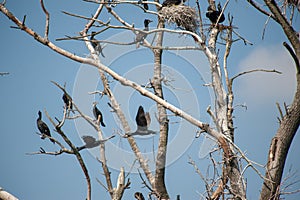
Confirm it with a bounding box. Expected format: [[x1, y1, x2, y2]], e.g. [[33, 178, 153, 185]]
[[159, 5, 198, 33]]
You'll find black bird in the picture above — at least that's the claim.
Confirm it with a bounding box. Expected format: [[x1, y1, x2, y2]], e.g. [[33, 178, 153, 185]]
[[161, 0, 182, 7], [62, 92, 75, 113], [134, 192, 145, 200], [138, 0, 149, 10], [90, 32, 105, 57], [206, 2, 225, 24], [136, 19, 152, 48], [126, 105, 156, 136], [93, 102, 106, 127], [77, 135, 115, 151], [37, 111, 55, 144]]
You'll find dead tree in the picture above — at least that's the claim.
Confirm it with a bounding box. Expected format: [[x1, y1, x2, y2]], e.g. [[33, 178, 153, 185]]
[[246, 0, 300, 199], [1, 0, 299, 199]]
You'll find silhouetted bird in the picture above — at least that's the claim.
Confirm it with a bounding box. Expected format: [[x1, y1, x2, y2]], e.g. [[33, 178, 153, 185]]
[[62, 92, 75, 113], [138, 0, 149, 10], [93, 102, 106, 127], [206, 2, 225, 24], [136, 19, 152, 48], [126, 105, 156, 136], [90, 32, 105, 57], [77, 135, 115, 151], [161, 0, 181, 7], [134, 192, 145, 200], [37, 111, 55, 144]]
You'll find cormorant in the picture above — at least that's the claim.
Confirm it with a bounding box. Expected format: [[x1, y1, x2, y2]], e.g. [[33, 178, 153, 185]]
[[76, 135, 115, 151], [161, 0, 182, 7], [136, 19, 152, 48], [37, 111, 55, 144], [62, 92, 75, 113], [206, 2, 225, 24], [138, 0, 148, 10], [134, 192, 145, 200], [126, 105, 156, 136], [93, 102, 106, 127], [90, 32, 105, 57]]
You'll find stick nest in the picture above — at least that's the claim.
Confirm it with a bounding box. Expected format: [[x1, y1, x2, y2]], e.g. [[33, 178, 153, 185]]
[[159, 5, 198, 33]]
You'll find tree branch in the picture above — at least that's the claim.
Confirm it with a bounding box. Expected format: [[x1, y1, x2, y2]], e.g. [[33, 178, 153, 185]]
[[283, 41, 300, 74], [39, 0, 49, 41]]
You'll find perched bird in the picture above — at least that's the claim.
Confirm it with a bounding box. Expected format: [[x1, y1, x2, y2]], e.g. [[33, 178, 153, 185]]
[[62, 92, 75, 113], [37, 111, 55, 144], [136, 19, 152, 48], [93, 102, 106, 127], [138, 0, 149, 10], [134, 192, 145, 200], [126, 105, 156, 136], [161, 0, 182, 7], [206, 2, 225, 24], [90, 32, 105, 57], [77, 135, 115, 151]]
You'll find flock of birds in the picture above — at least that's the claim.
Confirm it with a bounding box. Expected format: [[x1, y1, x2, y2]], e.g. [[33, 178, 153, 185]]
[[36, 91, 156, 149], [36, 0, 226, 149], [89, 0, 225, 53]]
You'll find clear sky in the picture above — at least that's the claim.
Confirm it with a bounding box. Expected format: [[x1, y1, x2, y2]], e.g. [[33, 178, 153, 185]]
[[0, 0, 300, 199]]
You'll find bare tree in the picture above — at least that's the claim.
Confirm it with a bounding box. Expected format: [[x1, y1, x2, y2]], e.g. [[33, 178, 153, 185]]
[[246, 0, 300, 199], [0, 0, 299, 199]]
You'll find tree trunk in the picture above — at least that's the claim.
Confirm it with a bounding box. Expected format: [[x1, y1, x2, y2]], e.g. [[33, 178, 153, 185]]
[[260, 73, 300, 199], [152, 18, 170, 199]]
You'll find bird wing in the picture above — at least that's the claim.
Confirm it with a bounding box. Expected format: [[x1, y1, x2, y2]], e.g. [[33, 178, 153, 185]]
[[93, 105, 100, 119], [135, 106, 147, 127], [37, 120, 51, 136], [82, 135, 96, 145]]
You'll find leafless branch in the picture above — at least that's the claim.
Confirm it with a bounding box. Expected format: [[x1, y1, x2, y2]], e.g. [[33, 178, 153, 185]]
[[231, 68, 282, 81], [195, 0, 205, 40], [283, 41, 300, 74], [188, 157, 212, 197], [84, 0, 162, 9], [44, 108, 91, 200], [261, 14, 271, 40], [96, 177, 110, 192], [232, 29, 253, 46], [276, 102, 284, 119], [246, 0, 276, 21], [40, 0, 49, 40]]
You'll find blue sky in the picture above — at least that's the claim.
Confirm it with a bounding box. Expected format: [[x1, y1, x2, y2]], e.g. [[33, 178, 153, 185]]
[[1, 0, 300, 199]]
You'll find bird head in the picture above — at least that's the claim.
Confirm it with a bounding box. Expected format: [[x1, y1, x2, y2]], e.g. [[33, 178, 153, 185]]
[[207, 5, 215, 12], [92, 101, 98, 106], [144, 19, 153, 27], [217, 2, 222, 11]]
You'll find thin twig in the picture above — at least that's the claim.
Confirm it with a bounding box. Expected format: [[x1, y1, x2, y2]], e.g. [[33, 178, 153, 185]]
[[44, 90, 91, 200], [246, 0, 276, 21], [231, 68, 282, 81], [40, 0, 49, 40], [276, 102, 284, 119]]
